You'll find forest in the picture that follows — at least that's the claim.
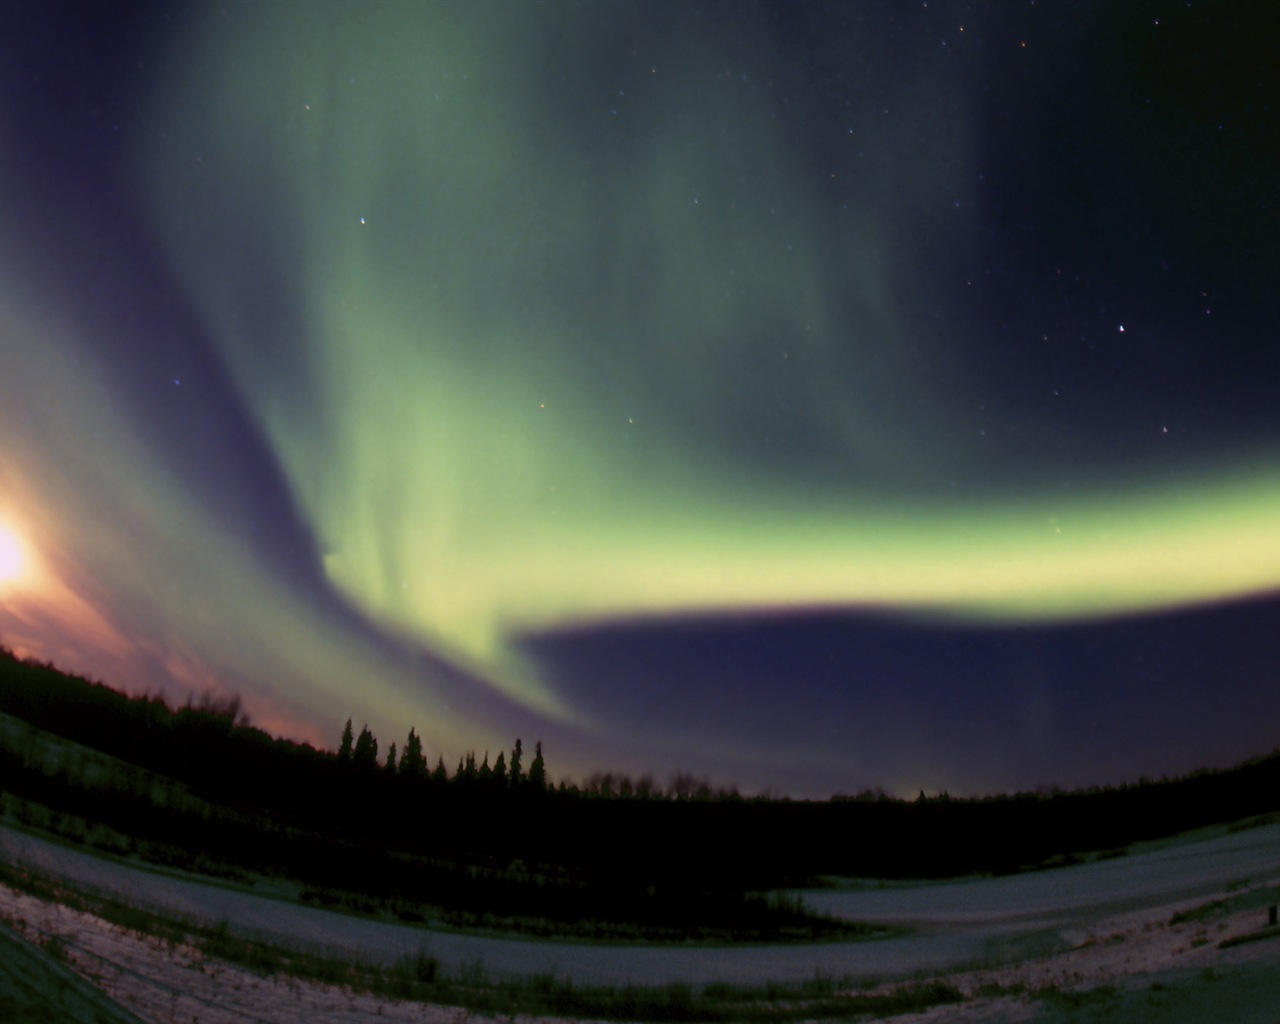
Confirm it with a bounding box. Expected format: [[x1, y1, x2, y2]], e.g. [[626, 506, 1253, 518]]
[[2, 644, 1278, 941]]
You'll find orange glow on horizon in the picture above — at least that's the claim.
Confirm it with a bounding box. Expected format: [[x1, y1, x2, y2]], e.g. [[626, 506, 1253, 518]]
[[0, 514, 135, 671], [0, 522, 26, 585]]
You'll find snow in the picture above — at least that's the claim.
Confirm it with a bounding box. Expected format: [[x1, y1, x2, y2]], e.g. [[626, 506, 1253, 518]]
[[1, 819, 1278, 1021]]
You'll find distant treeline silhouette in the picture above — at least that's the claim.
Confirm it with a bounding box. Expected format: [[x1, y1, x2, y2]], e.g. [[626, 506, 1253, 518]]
[[0, 647, 877, 940], [2, 644, 1280, 892]]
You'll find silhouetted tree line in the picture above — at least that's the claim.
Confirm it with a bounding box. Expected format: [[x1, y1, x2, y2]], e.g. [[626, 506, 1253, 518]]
[[3, 643, 1280, 893], [334, 718, 547, 793]]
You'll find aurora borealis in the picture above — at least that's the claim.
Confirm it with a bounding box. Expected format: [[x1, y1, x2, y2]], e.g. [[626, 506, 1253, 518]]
[[2, 1, 1279, 797]]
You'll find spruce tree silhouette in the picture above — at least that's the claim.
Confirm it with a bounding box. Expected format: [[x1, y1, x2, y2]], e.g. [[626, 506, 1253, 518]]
[[509, 738, 523, 788], [398, 727, 426, 779], [528, 741, 547, 792], [353, 725, 378, 770]]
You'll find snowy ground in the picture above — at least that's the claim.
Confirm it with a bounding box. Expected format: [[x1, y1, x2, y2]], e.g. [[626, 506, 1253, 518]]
[[0, 819, 1277, 1021]]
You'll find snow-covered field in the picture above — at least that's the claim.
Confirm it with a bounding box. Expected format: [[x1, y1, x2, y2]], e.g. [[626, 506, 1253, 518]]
[[798, 819, 1280, 930], [0, 819, 1278, 1021]]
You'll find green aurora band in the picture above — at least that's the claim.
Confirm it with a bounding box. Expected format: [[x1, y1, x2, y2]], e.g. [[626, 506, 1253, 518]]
[[142, 5, 1280, 722]]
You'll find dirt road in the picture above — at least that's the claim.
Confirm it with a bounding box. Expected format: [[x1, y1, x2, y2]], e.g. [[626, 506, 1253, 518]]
[[1, 819, 1278, 1021], [1, 820, 1277, 986]]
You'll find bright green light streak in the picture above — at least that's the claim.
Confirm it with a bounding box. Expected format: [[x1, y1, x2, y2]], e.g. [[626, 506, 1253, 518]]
[[325, 463, 1280, 643], [141, 5, 1280, 721]]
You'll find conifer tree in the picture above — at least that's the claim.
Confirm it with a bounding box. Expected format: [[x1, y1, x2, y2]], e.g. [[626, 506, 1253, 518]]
[[528, 741, 546, 791], [492, 749, 507, 786], [432, 756, 448, 784], [399, 727, 426, 779], [353, 725, 378, 770], [338, 718, 354, 763], [478, 751, 493, 783], [384, 741, 398, 776], [509, 738, 523, 787]]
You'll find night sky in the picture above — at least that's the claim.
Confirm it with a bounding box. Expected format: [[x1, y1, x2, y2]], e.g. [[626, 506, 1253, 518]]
[[2, 1, 1279, 798]]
